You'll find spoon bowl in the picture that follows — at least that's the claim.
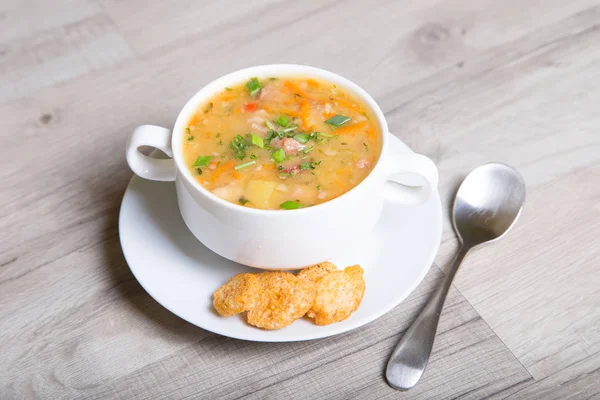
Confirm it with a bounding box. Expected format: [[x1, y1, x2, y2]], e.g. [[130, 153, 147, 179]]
[[453, 163, 526, 247]]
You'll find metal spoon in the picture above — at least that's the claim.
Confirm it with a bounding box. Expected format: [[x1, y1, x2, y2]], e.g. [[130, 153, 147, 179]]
[[386, 163, 526, 391]]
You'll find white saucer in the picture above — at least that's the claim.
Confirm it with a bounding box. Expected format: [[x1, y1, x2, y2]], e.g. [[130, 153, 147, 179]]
[[119, 134, 442, 342]]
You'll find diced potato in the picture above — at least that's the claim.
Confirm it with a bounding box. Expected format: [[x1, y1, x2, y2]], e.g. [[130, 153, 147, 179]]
[[245, 180, 278, 209], [212, 183, 243, 203]]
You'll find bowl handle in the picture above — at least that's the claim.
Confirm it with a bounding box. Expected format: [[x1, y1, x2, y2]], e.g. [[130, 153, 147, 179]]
[[126, 125, 176, 182], [381, 153, 438, 206]]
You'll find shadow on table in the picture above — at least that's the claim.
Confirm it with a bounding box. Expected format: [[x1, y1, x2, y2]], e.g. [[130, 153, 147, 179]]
[[97, 158, 205, 342]]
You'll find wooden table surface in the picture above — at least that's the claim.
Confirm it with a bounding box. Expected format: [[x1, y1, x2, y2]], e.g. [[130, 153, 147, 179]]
[[2, 0, 599, 399]]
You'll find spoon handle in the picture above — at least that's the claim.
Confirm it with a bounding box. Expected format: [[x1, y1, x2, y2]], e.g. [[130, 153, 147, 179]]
[[386, 245, 469, 391]]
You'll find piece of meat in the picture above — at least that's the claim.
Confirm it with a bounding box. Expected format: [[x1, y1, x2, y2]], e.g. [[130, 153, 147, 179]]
[[282, 137, 306, 154], [248, 110, 269, 133], [356, 159, 371, 169], [258, 82, 286, 102], [270, 137, 282, 149], [282, 164, 300, 175]]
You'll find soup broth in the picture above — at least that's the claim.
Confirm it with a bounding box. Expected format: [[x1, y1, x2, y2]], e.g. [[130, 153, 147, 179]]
[[182, 76, 382, 210]]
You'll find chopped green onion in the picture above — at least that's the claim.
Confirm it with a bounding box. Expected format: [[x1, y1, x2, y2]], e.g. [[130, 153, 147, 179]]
[[320, 132, 334, 138], [303, 146, 314, 154], [187, 135, 194, 141], [276, 115, 289, 127], [239, 197, 249, 205], [277, 165, 284, 171], [250, 154, 257, 159], [265, 120, 276, 130], [272, 148, 286, 163], [301, 156, 309, 160], [235, 160, 256, 170], [317, 184, 321, 190], [300, 162, 313, 170], [251, 134, 264, 148], [204, 102, 213, 113], [280, 200, 302, 210], [276, 130, 285, 139], [246, 77, 261, 97], [282, 125, 298, 133], [325, 114, 351, 127], [293, 133, 310, 144], [192, 155, 212, 167]]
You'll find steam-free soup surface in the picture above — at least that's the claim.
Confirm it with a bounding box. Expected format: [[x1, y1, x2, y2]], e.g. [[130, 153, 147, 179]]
[[183, 76, 381, 210]]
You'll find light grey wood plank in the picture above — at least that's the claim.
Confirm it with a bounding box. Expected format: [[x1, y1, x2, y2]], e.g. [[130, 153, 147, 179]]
[[504, 352, 600, 400], [0, 0, 101, 43], [0, 13, 133, 102], [74, 267, 531, 400]]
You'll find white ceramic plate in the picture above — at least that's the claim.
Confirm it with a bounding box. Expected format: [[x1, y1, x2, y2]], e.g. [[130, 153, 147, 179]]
[[119, 134, 442, 342]]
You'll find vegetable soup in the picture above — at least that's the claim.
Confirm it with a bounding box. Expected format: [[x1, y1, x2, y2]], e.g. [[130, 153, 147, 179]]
[[182, 76, 382, 210]]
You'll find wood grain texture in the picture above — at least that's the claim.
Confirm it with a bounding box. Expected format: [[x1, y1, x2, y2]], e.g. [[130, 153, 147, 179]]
[[0, 3, 132, 102], [1, 0, 599, 398]]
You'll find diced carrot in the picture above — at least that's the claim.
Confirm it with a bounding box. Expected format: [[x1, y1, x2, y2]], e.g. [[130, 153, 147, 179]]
[[262, 163, 276, 170], [284, 80, 309, 98], [244, 102, 259, 112], [210, 160, 235, 183], [332, 121, 368, 135], [306, 79, 319, 88], [263, 105, 302, 117], [232, 171, 241, 179], [335, 97, 364, 114], [300, 99, 311, 128]]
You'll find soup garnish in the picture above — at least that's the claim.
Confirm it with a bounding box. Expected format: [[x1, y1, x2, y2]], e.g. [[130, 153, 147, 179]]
[[183, 76, 382, 210]]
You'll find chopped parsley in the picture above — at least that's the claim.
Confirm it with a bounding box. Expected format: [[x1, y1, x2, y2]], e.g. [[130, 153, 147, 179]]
[[239, 196, 249, 205], [186, 127, 194, 141], [230, 134, 249, 159], [204, 102, 213, 113]]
